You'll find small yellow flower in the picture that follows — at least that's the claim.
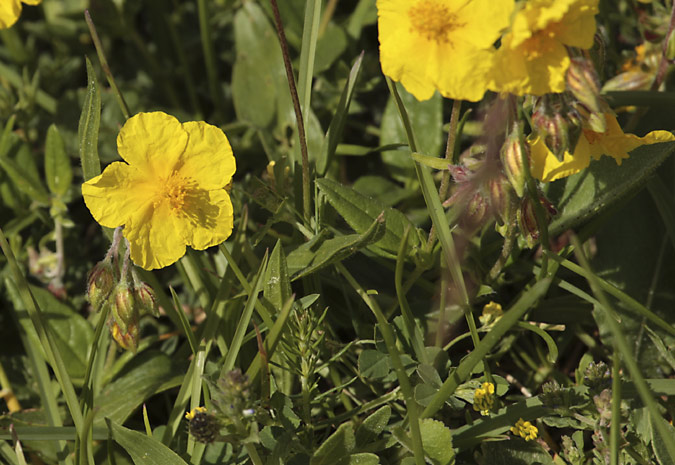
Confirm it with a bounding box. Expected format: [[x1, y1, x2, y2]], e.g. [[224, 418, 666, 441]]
[[511, 417, 538, 441], [0, 0, 41, 29], [490, 0, 599, 96], [479, 301, 503, 327], [82, 112, 236, 270], [529, 113, 675, 182], [377, 0, 514, 101], [472, 381, 495, 416], [185, 406, 207, 420]]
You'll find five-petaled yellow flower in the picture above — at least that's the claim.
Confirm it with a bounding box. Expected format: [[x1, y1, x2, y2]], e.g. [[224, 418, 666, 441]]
[[377, 0, 514, 101], [529, 113, 675, 182], [0, 0, 41, 29], [490, 0, 599, 96], [82, 112, 236, 270]]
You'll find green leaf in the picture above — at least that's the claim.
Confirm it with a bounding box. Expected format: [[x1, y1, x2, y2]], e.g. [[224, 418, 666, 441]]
[[481, 439, 555, 465], [411, 152, 450, 171], [316, 177, 421, 256], [287, 214, 384, 279], [650, 407, 675, 465], [44, 124, 72, 197], [317, 52, 364, 175], [78, 57, 102, 182], [30, 286, 94, 382], [107, 419, 189, 465], [94, 351, 187, 426], [419, 419, 454, 465], [355, 406, 391, 449], [358, 350, 391, 380], [0, 150, 49, 204], [548, 141, 675, 236], [314, 23, 348, 74], [265, 240, 292, 311], [310, 422, 355, 465], [381, 88, 442, 182], [336, 453, 380, 465], [231, 2, 280, 128]]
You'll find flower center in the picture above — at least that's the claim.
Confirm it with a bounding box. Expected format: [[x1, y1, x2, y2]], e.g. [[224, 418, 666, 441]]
[[408, 1, 458, 44], [157, 171, 191, 211]]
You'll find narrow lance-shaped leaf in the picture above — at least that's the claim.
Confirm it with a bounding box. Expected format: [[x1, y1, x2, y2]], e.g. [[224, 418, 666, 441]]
[[79, 56, 102, 182], [44, 124, 72, 197]]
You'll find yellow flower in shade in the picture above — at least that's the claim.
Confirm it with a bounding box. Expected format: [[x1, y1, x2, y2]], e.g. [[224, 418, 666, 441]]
[[472, 382, 495, 416], [511, 418, 538, 441], [377, 0, 514, 101], [0, 0, 41, 29], [529, 113, 675, 182], [490, 0, 599, 96], [479, 301, 503, 327], [82, 112, 236, 270]]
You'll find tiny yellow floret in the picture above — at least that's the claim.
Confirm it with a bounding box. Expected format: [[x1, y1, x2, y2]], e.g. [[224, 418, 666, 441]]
[[511, 418, 538, 441], [0, 0, 42, 29], [82, 112, 237, 270], [529, 113, 675, 182], [480, 301, 503, 327], [185, 406, 207, 421], [472, 382, 495, 416]]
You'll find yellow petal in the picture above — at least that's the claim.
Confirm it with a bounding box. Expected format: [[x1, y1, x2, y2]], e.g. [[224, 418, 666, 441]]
[[81, 162, 155, 229], [529, 136, 591, 182], [124, 202, 187, 270], [0, 0, 21, 29], [117, 112, 188, 176], [555, 0, 599, 49], [183, 189, 234, 250], [22, 0, 42, 5], [179, 121, 236, 189]]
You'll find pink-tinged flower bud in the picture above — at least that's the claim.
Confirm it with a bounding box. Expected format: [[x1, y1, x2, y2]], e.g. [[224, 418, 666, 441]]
[[110, 283, 136, 332], [500, 131, 528, 198], [488, 175, 513, 226], [518, 195, 557, 248], [134, 282, 158, 317], [87, 260, 116, 310], [532, 98, 582, 162], [110, 319, 139, 353], [566, 58, 603, 115]]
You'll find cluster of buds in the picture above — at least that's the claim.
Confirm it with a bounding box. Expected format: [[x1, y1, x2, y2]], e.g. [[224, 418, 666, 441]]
[[510, 418, 538, 441], [539, 380, 583, 412], [445, 154, 515, 233], [185, 407, 221, 444], [85, 234, 159, 352], [583, 361, 612, 395], [531, 94, 583, 161], [472, 381, 496, 416]]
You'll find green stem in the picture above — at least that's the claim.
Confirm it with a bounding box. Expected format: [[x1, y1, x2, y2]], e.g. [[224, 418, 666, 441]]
[[196, 0, 224, 119], [610, 347, 621, 465], [270, 0, 311, 224], [336, 263, 425, 465], [84, 10, 131, 120]]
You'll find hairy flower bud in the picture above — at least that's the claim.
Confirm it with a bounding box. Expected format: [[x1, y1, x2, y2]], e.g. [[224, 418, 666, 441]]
[[567, 58, 602, 115], [110, 319, 139, 353], [87, 260, 116, 310], [532, 96, 582, 161], [134, 282, 158, 317], [500, 131, 528, 198], [518, 194, 557, 248], [110, 283, 136, 333]]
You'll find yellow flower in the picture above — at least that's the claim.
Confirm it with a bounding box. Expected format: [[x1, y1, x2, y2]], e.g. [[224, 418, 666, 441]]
[[472, 381, 495, 415], [377, 0, 514, 101], [0, 0, 41, 29], [529, 113, 675, 182], [490, 0, 599, 96], [511, 418, 538, 441], [82, 112, 236, 270], [185, 406, 207, 421]]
